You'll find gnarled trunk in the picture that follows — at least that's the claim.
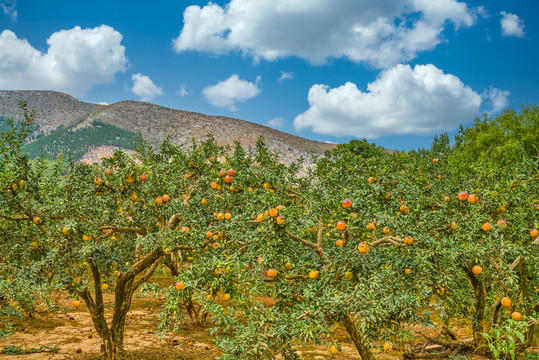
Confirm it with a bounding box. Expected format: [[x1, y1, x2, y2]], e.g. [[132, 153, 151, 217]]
[[343, 314, 375, 360]]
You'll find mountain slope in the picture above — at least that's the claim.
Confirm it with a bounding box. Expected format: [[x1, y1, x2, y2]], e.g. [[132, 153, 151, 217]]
[[0, 90, 335, 163]]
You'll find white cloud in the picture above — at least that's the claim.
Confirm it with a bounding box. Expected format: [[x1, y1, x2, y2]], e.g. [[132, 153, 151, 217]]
[[1, 0, 17, 21], [483, 87, 510, 113], [177, 84, 188, 96], [0, 26, 127, 95], [500, 11, 526, 38], [131, 73, 164, 101], [279, 71, 295, 82], [294, 64, 483, 138], [202, 74, 261, 111], [173, 0, 478, 68], [268, 117, 285, 129]]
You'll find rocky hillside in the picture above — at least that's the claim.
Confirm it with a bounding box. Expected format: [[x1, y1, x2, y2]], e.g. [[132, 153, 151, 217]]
[[0, 90, 336, 165]]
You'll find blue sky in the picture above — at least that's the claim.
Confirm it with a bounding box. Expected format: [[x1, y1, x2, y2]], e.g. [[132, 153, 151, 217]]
[[1, 0, 537, 150]]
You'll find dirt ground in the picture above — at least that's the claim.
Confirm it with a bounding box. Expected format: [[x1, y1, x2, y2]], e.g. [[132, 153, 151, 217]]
[[0, 292, 537, 360]]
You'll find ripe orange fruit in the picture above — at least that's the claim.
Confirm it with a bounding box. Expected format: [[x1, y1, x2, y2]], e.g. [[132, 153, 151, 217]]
[[433, 158, 438, 163], [335, 239, 343, 246], [336, 221, 346, 231], [102, 284, 109, 291], [329, 345, 339, 354], [383, 227, 390, 234], [140, 175, 147, 181], [62, 227, 69, 235], [276, 216, 284, 225], [400, 204, 410, 214], [94, 177, 102, 185], [224, 212, 232, 220], [344, 271, 354, 280], [511, 312, 521, 321], [223, 294, 231, 301], [267, 269, 277, 278], [181, 226, 189, 233], [83, 234, 92, 241], [530, 229, 538, 238], [212, 242, 220, 249], [497, 219, 507, 229], [162, 194, 170, 202], [283, 262, 292, 270], [175, 281, 185, 291], [201, 198, 209, 205], [206, 231, 213, 238], [383, 342, 393, 352], [450, 221, 457, 229], [443, 196, 451, 202], [436, 286, 445, 295], [219, 169, 226, 176], [32, 217, 40, 224], [72, 300, 81, 308], [256, 213, 264, 222], [358, 242, 369, 254], [155, 197, 163, 205], [257, 256, 263, 263], [206, 294, 213, 300], [224, 175, 233, 183], [309, 270, 319, 279], [498, 205, 507, 213], [164, 248, 170, 254], [228, 168, 236, 176], [403, 236, 413, 245], [366, 222, 376, 231], [472, 265, 482, 275], [368, 177, 375, 183], [126, 175, 135, 183], [341, 199, 352, 208], [501, 297, 511, 307], [269, 208, 278, 217], [468, 194, 479, 204], [211, 182, 218, 189], [458, 191, 468, 201], [404, 268, 411, 275], [482, 222, 491, 232]]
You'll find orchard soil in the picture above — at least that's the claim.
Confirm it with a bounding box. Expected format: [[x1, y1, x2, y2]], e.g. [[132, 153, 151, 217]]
[[1, 276, 536, 359]]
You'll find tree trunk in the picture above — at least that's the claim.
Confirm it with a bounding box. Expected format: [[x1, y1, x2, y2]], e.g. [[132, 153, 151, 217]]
[[343, 314, 375, 360], [464, 260, 486, 348]]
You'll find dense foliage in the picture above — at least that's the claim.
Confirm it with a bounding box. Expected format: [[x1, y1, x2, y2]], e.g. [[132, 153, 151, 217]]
[[0, 103, 537, 359]]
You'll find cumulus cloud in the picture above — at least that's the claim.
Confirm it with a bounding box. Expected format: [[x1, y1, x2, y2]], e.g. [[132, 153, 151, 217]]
[[0, 25, 127, 95], [202, 74, 261, 111], [1, 0, 17, 21], [268, 117, 285, 129], [483, 87, 510, 113], [173, 0, 479, 68], [131, 73, 164, 101], [500, 11, 526, 38], [294, 64, 483, 138], [279, 71, 295, 82]]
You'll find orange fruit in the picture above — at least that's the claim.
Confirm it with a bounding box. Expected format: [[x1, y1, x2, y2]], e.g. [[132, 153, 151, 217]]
[[94, 177, 102, 185], [32, 217, 40, 224], [256, 213, 264, 222], [366, 222, 376, 231], [472, 265, 482, 275], [175, 282, 185, 291], [511, 312, 521, 321], [309, 270, 319, 279], [335, 239, 343, 246], [224, 175, 233, 183], [497, 219, 507, 229], [403, 236, 413, 245], [530, 229, 538, 238], [458, 191, 468, 201], [126, 175, 135, 183], [267, 269, 277, 278], [101, 284, 109, 291], [501, 297, 511, 307], [482, 222, 491, 232], [223, 293, 231, 301], [443, 196, 451, 202], [383, 342, 393, 352], [368, 177, 375, 183], [206, 294, 213, 300], [404, 268, 411, 275], [211, 182, 218, 189], [341, 199, 352, 208], [224, 212, 232, 220], [382, 227, 390, 234], [212, 242, 220, 249], [269, 208, 278, 217], [276, 216, 284, 225], [344, 271, 354, 280], [283, 262, 292, 270], [155, 197, 163, 205], [400, 204, 410, 214], [162, 194, 170, 203], [140, 175, 147, 181], [433, 158, 438, 163], [468, 194, 479, 204], [62, 227, 69, 235], [329, 345, 339, 354], [72, 300, 81, 308], [228, 168, 236, 176], [358, 242, 369, 254], [336, 221, 346, 231], [83, 234, 92, 241]]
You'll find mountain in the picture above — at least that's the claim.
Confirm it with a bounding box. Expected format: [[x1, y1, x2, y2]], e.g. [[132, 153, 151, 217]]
[[0, 90, 336, 166]]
